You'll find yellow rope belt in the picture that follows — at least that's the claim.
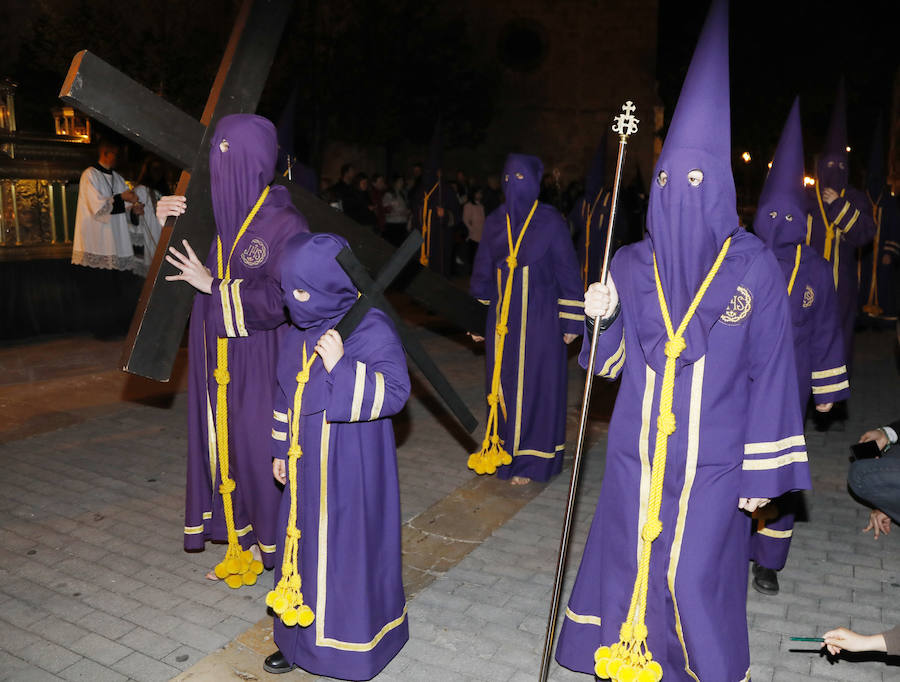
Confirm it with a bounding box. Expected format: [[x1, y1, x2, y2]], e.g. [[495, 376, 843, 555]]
[[863, 195, 883, 316], [266, 343, 317, 627], [816, 185, 846, 264], [594, 236, 731, 682], [786, 244, 801, 296], [582, 191, 607, 287], [419, 181, 439, 266], [211, 185, 269, 589], [468, 200, 538, 475]]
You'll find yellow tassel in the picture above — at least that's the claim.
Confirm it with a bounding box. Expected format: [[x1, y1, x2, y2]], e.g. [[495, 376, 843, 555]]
[[470, 201, 538, 476], [596, 237, 732, 680]]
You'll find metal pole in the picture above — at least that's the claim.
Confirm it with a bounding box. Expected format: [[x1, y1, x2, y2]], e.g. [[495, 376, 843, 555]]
[[10, 180, 21, 245], [47, 181, 57, 244], [61, 183, 70, 242], [538, 102, 638, 682]]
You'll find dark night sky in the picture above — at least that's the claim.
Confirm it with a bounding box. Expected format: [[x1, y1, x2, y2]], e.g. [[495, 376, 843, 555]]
[[2, 0, 899, 184], [659, 0, 900, 181]]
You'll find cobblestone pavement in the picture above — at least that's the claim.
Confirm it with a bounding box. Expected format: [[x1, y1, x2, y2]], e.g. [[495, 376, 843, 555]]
[[0, 323, 898, 681]]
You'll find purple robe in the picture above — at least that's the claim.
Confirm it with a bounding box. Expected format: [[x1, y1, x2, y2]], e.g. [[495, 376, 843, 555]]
[[569, 188, 612, 288], [272, 233, 409, 680], [556, 232, 810, 680], [859, 189, 900, 320], [184, 115, 309, 568], [411, 177, 460, 276], [470, 154, 584, 482], [748, 98, 847, 571], [557, 3, 809, 678], [805, 184, 875, 367]]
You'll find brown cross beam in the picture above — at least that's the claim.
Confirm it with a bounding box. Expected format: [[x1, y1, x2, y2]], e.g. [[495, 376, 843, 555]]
[[59, 0, 486, 382]]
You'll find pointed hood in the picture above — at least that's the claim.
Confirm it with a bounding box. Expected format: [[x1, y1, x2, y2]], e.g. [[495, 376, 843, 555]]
[[280, 232, 357, 330], [866, 112, 885, 199], [502, 153, 543, 233], [817, 78, 848, 191], [209, 114, 278, 244], [754, 97, 807, 254], [584, 135, 607, 199], [647, 0, 737, 320]]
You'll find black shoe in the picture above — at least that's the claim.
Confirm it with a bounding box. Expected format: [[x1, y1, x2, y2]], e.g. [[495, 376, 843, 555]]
[[752, 562, 779, 595], [264, 650, 297, 674]]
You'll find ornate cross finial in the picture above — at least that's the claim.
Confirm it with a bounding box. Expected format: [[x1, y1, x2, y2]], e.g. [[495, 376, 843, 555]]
[[612, 100, 639, 137]]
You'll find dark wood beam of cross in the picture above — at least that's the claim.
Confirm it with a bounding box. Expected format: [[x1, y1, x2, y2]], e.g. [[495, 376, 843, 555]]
[[333, 231, 478, 434], [59, 0, 487, 383]]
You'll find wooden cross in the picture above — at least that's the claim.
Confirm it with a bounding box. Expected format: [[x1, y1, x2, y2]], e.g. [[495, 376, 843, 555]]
[[334, 231, 477, 433], [58, 0, 486, 382]]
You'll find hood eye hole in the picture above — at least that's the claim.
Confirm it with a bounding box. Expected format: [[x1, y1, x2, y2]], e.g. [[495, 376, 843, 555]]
[[219, 139, 230, 153], [827, 160, 835, 168], [656, 170, 668, 187], [504, 174, 509, 182], [687, 169, 703, 186], [515, 172, 524, 180], [769, 210, 777, 219], [292, 289, 310, 302], [839, 162, 846, 169], [785, 214, 793, 222]]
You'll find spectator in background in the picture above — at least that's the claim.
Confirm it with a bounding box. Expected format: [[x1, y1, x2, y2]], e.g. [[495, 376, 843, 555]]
[[455, 170, 469, 205], [343, 172, 377, 227], [370, 174, 388, 234], [822, 625, 900, 657], [329, 163, 355, 210], [848, 420, 900, 538], [462, 186, 485, 269], [72, 138, 140, 272], [131, 155, 170, 277], [383, 174, 410, 246], [483, 174, 502, 215], [408, 162, 424, 198]]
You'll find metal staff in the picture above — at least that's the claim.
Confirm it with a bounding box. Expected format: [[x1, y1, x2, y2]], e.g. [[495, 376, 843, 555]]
[[538, 100, 639, 682]]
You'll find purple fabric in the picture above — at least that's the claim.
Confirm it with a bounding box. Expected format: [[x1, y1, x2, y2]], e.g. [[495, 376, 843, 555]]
[[859, 115, 900, 319], [556, 2, 809, 677], [643, 0, 740, 375], [570, 141, 611, 287], [754, 98, 807, 257], [209, 114, 278, 244], [271, 237, 410, 678], [183, 115, 309, 568], [470, 154, 584, 482], [556, 233, 809, 680], [807, 83, 876, 371]]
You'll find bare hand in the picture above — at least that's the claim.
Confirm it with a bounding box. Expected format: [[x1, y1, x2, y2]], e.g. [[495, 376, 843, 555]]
[[822, 188, 839, 205], [315, 329, 344, 372], [121, 189, 138, 203], [859, 428, 889, 451], [131, 202, 145, 216], [165, 239, 213, 294], [272, 458, 286, 484], [563, 333, 578, 345], [883, 254, 892, 266], [468, 332, 485, 343], [738, 497, 770, 513], [585, 275, 619, 320], [815, 402, 833, 413], [436, 206, 445, 218], [156, 195, 187, 224], [822, 627, 886, 655], [863, 509, 891, 539]]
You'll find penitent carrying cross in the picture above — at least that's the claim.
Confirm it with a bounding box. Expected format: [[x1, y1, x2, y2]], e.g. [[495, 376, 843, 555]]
[[58, 0, 486, 429]]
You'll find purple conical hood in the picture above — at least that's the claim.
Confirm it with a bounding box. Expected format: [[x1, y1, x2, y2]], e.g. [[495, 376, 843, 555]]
[[817, 78, 848, 191], [866, 112, 885, 198], [209, 114, 278, 244], [754, 97, 807, 254], [647, 0, 737, 320], [502, 153, 543, 234]]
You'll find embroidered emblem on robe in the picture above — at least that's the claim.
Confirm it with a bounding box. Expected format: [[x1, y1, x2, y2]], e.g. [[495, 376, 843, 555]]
[[241, 237, 269, 268], [720, 285, 752, 325], [802, 285, 815, 309]]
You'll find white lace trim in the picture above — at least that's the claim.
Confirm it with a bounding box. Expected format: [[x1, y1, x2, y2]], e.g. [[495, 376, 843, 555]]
[[71, 250, 136, 271]]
